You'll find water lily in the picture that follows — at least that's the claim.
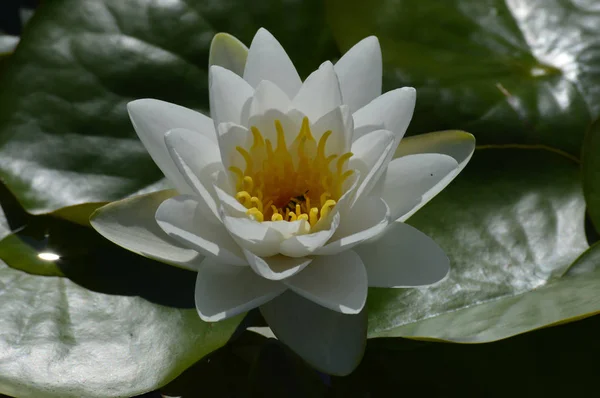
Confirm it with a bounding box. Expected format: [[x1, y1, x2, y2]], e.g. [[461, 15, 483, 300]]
[[91, 28, 474, 375]]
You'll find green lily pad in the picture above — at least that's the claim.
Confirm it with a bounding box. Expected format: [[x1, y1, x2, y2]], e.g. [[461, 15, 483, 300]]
[[366, 148, 597, 341], [0, 176, 241, 398], [0, 259, 242, 398], [0, 0, 337, 214], [327, 0, 600, 156], [582, 118, 600, 232]]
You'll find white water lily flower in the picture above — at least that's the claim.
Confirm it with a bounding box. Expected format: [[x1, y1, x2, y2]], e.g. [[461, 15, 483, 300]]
[[91, 28, 474, 375]]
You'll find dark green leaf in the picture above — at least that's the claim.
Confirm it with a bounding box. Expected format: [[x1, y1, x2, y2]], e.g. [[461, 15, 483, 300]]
[[327, 0, 600, 156], [0, 0, 337, 214], [366, 148, 598, 341], [0, 191, 242, 398], [582, 118, 600, 232]]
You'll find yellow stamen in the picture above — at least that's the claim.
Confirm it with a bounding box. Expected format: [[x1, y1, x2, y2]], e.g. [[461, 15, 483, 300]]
[[236, 191, 251, 207], [229, 116, 353, 230], [247, 207, 264, 222]]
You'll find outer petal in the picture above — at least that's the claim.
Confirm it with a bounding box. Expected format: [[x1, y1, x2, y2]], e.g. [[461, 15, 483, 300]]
[[90, 190, 203, 271], [260, 291, 367, 376], [381, 153, 459, 222], [284, 250, 367, 314], [334, 36, 382, 113], [243, 28, 302, 98], [353, 87, 416, 145], [292, 61, 343, 122], [155, 195, 246, 265], [127, 99, 216, 193], [164, 128, 224, 223], [209, 32, 248, 76], [195, 259, 286, 321], [356, 222, 449, 287], [209, 65, 253, 128], [394, 130, 476, 173], [244, 250, 312, 281], [315, 196, 390, 255], [350, 129, 396, 204]]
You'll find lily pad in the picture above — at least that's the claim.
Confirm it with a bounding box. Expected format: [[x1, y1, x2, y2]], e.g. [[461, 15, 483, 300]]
[[0, 0, 337, 214], [582, 118, 600, 232], [327, 0, 600, 156], [366, 148, 597, 341], [0, 192, 242, 398]]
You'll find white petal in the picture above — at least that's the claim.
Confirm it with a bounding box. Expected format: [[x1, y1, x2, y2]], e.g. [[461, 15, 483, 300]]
[[356, 222, 449, 287], [209, 65, 253, 127], [292, 61, 343, 122], [214, 183, 250, 217], [128, 99, 217, 193], [243, 28, 302, 98], [284, 250, 367, 314], [90, 190, 203, 271], [221, 214, 284, 257], [217, 123, 251, 173], [260, 291, 367, 376], [279, 212, 341, 257], [195, 259, 286, 321], [244, 249, 312, 280], [249, 80, 291, 118], [334, 36, 382, 113], [164, 128, 224, 223], [315, 196, 390, 255], [353, 87, 416, 145], [350, 129, 396, 204], [394, 130, 476, 173], [310, 105, 353, 156], [382, 154, 459, 221], [209, 32, 248, 76], [247, 108, 300, 148], [155, 195, 246, 265]]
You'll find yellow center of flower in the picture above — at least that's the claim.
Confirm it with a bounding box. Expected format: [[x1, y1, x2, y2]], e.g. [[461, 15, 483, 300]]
[[230, 117, 353, 228]]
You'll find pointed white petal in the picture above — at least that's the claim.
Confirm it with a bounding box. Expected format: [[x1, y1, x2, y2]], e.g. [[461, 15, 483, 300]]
[[243, 28, 302, 98], [394, 130, 476, 173], [279, 213, 341, 257], [164, 128, 224, 223], [356, 222, 449, 287], [249, 80, 291, 118], [350, 129, 396, 204], [209, 32, 248, 76], [248, 108, 300, 148], [315, 196, 390, 255], [292, 61, 343, 121], [244, 249, 312, 280], [155, 195, 246, 265], [128, 99, 217, 193], [221, 214, 284, 257], [90, 190, 203, 270], [214, 183, 250, 217], [209, 65, 253, 127], [334, 36, 382, 113], [217, 123, 251, 173], [353, 87, 416, 145], [382, 154, 459, 221], [260, 291, 367, 376], [310, 105, 353, 156], [195, 259, 286, 321], [284, 250, 367, 314]]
